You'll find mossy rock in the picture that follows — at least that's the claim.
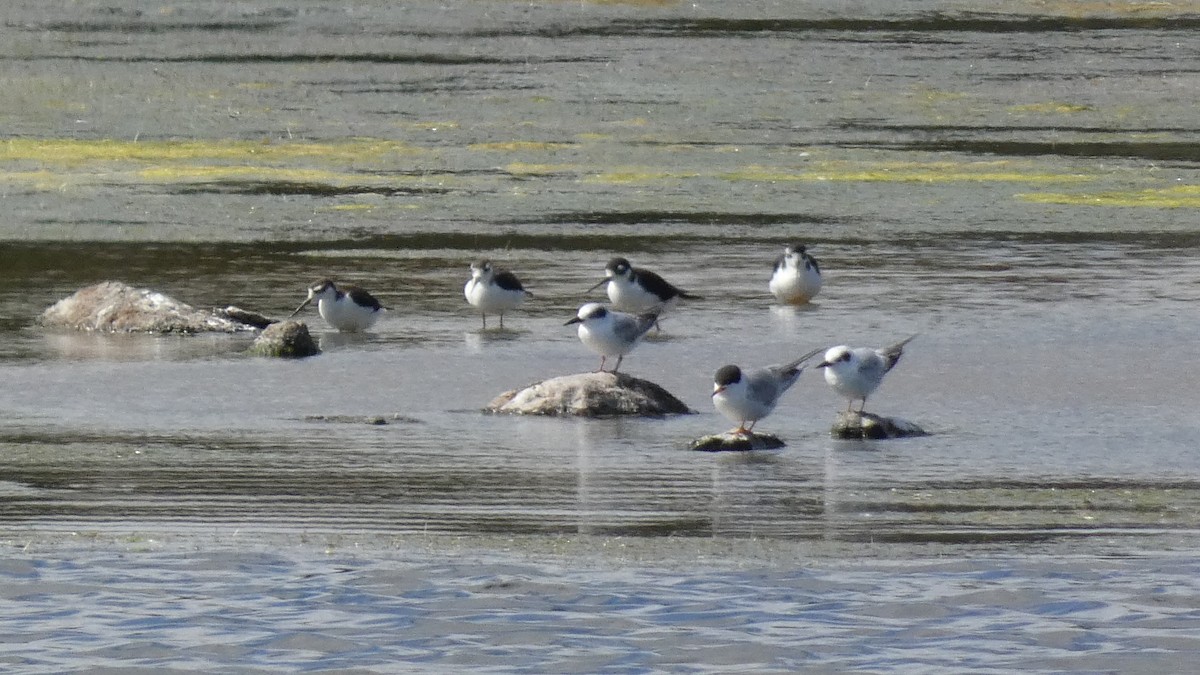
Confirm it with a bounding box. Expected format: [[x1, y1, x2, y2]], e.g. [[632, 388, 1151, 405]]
[[486, 371, 693, 417], [246, 320, 320, 358], [689, 431, 786, 452], [832, 411, 927, 440]]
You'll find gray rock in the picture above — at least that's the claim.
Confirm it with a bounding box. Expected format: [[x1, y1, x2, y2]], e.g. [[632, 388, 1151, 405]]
[[832, 411, 928, 440], [486, 371, 693, 417], [40, 281, 264, 334], [690, 432, 786, 452], [246, 320, 321, 358]]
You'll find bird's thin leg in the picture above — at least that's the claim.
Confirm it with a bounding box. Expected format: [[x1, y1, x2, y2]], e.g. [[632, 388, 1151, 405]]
[[597, 356, 607, 372], [613, 355, 624, 373], [481, 313, 487, 329], [499, 313, 505, 329]]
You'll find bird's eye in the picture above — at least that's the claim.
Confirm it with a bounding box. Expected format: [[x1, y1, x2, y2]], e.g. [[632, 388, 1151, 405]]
[[840, 353, 851, 362]]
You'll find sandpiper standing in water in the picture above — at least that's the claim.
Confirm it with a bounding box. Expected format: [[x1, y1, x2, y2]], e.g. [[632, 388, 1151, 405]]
[[769, 244, 822, 305], [289, 279, 388, 333], [588, 257, 699, 328], [464, 259, 530, 329]]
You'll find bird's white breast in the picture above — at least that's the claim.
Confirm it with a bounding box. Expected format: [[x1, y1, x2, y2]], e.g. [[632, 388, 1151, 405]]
[[769, 260, 822, 304], [318, 296, 381, 332], [823, 359, 878, 400], [608, 277, 673, 314], [713, 382, 772, 424], [466, 278, 524, 313], [578, 320, 635, 357]]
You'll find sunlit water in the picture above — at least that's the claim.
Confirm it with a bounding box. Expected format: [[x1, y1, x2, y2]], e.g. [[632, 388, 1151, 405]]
[[1, 547, 1197, 673], [1, 0, 1200, 670]]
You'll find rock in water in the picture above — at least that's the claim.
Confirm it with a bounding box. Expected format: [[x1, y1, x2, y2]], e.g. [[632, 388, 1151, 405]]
[[40, 281, 264, 333], [245, 320, 320, 358], [831, 411, 927, 440], [689, 432, 786, 452], [486, 371, 693, 417], [215, 305, 276, 329]]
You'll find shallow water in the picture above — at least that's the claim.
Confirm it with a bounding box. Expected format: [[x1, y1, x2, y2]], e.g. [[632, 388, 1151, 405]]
[[2, 0, 1200, 670], [1, 545, 1198, 673]]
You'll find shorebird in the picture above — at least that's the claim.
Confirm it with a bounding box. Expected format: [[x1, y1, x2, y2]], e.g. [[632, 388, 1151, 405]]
[[288, 279, 387, 333], [816, 336, 916, 413], [712, 348, 823, 435], [464, 259, 529, 329], [565, 302, 658, 373], [588, 257, 700, 325], [769, 244, 822, 305]]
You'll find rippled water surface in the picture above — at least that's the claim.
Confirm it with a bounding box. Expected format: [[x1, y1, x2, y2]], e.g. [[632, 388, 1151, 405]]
[[2, 0, 1200, 670]]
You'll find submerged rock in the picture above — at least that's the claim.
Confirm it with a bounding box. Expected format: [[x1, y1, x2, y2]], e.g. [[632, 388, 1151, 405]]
[[831, 411, 928, 440], [215, 305, 276, 329], [486, 371, 693, 417], [304, 413, 422, 425], [40, 281, 265, 334], [246, 320, 320, 358], [689, 431, 786, 452]]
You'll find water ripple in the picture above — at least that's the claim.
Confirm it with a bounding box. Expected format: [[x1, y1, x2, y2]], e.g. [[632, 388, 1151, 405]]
[[1, 550, 1197, 672]]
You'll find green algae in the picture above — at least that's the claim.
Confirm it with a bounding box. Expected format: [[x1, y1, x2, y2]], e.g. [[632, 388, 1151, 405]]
[[865, 484, 1198, 529], [0, 138, 421, 166], [720, 162, 1091, 184], [1018, 185, 1200, 208], [1009, 101, 1094, 114], [469, 141, 575, 152]]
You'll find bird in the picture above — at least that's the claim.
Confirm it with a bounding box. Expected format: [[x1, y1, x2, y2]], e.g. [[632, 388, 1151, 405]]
[[769, 244, 822, 305], [587, 257, 700, 325], [464, 259, 530, 329], [816, 336, 916, 413], [564, 302, 658, 373], [712, 347, 823, 435], [288, 279, 387, 332]]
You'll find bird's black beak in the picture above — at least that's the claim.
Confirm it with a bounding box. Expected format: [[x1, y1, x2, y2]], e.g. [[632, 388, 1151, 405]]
[[564, 317, 582, 326], [586, 278, 609, 293], [712, 385, 726, 397], [287, 298, 311, 319], [815, 361, 830, 369]]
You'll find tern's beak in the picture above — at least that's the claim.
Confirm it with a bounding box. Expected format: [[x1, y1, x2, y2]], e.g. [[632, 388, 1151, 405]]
[[287, 298, 312, 319], [712, 385, 726, 397], [815, 361, 830, 369], [564, 316, 582, 326], [586, 278, 609, 293]]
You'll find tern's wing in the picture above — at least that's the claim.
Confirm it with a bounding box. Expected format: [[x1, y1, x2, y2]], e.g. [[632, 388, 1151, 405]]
[[763, 347, 823, 394], [745, 368, 785, 407], [772, 252, 787, 273], [876, 335, 916, 374], [614, 311, 658, 342]]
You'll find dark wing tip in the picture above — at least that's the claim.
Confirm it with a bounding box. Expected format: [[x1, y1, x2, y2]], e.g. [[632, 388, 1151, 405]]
[[493, 270, 526, 292], [345, 286, 385, 311]]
